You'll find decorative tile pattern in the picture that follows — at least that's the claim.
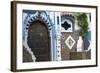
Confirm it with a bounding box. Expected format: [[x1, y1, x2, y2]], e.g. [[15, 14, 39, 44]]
[[65, 35, 76, 49]]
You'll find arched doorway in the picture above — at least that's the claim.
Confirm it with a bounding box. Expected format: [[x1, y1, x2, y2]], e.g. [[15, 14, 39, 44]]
[[27, 20, 50, 62]]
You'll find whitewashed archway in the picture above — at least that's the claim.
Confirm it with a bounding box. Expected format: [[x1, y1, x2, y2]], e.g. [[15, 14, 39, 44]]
[[23, 11, 52, 62]]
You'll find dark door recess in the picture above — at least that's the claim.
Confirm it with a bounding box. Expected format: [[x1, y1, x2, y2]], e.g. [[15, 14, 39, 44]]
[[28, 20, 50, 62]]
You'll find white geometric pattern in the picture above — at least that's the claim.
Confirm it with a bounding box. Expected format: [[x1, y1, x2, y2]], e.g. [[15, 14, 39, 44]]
[[65, 35, 76, 49]]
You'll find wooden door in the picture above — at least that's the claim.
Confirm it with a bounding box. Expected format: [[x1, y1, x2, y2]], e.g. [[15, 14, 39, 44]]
[[28, 20, 50, 62]]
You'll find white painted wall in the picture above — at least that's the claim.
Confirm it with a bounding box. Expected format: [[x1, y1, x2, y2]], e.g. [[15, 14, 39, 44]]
[[0, 0, 99, 73]]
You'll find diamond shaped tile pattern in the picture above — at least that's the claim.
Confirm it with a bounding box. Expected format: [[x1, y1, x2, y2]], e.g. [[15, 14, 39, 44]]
[[65, 35, 76, 49]]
